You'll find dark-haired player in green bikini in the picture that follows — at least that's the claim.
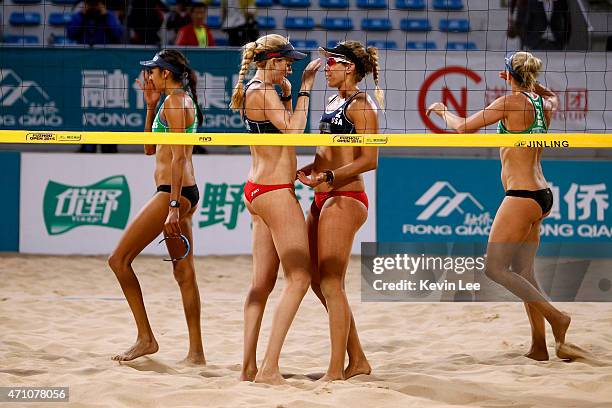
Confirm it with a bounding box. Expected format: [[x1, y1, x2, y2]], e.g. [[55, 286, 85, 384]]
[[427, 51, 585, 362], [108, 50, 205, 364]]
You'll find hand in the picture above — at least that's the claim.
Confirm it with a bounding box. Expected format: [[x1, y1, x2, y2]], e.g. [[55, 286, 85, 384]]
[[301, 58, 322, 90], [280, 77, 292, 97], [99, 4, 108, 15], [164, 208, 181, 238], [135, 70, 161, 109], [499, 70, 510, 81], [297, 170, 326, 188], [426, 102, 447, 117]]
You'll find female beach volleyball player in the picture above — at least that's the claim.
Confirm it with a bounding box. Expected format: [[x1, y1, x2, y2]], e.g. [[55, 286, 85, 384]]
[[108, 49, 205, 364], [297, 41, 382, 381], [229, 34, 321, 384], [427, 51, 582, 361]]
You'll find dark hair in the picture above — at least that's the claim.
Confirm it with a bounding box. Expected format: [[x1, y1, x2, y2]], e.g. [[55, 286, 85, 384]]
[[191, 2, 207, 10], [157, 49, 203, 127]]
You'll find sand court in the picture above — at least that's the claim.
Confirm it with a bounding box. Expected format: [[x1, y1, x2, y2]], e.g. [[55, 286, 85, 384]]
[[1, 254, 611, 408]]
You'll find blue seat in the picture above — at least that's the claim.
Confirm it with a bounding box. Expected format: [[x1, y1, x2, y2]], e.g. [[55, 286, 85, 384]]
[[439, 19, 470, 32], [215, 37, 229, 46], [433, 0, 463, 10], [9, 12, 42, 26], [406, 41, 437, 49], [292, 39, 319, 49], [362, 18, 392, 31], [320, 0, 349, 8], [396, 0, 425, 9], [256, 16, 276, 29], [49, 12, 73, 26], [367, 40, 397, 49], [327, 40, 344, 48], [13, 0, 41, 4], [280, 0, 311, 6], [208, 0, 221, 6], [400, 18, 431, 32], [446, 41, 477, 50], [53, 36, 77, 45], [256, 0, 274, 6], [3, 35, 40, 44], [284, 17, 315, 30], [51, 0, 78, 4], [357, 0, 387, 9], [322, 17, 353, 31], [206, 15, 222, 29]]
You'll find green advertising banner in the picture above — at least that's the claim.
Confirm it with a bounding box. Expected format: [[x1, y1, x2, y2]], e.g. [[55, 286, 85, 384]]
[[0, 47, 309, 132]]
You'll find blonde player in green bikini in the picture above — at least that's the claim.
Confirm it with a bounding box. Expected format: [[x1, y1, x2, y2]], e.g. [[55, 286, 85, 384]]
[[108, 50, 205, 364], [427, 51, 584, 361]]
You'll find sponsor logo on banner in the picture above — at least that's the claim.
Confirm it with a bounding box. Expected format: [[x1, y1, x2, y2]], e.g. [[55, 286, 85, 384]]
[[514, 140, 570, 148], [542, 182, 611, 239], [333, 135, 364, 144], [0, 69, 63, 127], [365, 136, 389, 145], [418, 66, 482, 134], [26, 132, 82, 143], [43, 175, 131, 235], [404, 181, 493, 237], [198, 136, 213, 143]]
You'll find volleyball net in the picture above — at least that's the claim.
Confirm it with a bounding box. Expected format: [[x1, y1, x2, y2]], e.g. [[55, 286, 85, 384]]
[[0, 0, 611, 147]]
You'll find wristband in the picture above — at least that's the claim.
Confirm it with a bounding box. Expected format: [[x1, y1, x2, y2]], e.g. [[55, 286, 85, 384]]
[[279, 94, 292, 102], [298, 91, 311, 98]]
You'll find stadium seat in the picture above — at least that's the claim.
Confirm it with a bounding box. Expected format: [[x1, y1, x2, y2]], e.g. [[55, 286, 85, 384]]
[[215, 37, 229, 46], [256, 0, 274, 6], [446, 41, 477, 50], [292, 39, 319, 49], [48, 12, 73, 26], [367, 40, 397, 49], [284, 17, 315, 30], [51, 0, 78, 4], [3, 35, 40, 44], [256, 16, 276, 29], [280, 0, 311, 6], [439, 19, 470, 32], [9, 12, 41, 26], [322, 17, 353, 31], [400, 18, 431, 32], [207, 15, 222, 29], [357, 0, 387, 9], [406, 41, 437, 49], [208, 0, 221, 6], [396, 0, 426, 9], [12, 0, 41, 4], [320, 0, 349, 8], [361, 18, 392, 31], [432, 0, 463, 10], [53, 36, 77, 45]]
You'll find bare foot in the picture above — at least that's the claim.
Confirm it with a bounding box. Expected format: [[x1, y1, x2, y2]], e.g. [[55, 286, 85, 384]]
[[112, 338, 159, 362], [344, 360, 372, 379], [179, 351, 206, 366], [254, 369, 287, 385], [524, 345, 549, 361], [556, 342, 589, 361], [240, 366, 258, 382], [318, 373, 344, 383], [551, 312, 571, 344]]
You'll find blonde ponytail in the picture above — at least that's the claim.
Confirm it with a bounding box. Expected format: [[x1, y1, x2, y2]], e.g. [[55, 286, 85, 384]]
[[512, 51, 542, 90], [366, 46, 385, 109], [230, 41, 257, 111]]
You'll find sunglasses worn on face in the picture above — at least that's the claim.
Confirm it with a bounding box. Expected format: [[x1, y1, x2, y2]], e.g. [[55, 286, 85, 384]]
[[326, 57, 351, 67]]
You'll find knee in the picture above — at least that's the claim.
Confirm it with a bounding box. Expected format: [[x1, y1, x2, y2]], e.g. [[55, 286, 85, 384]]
[[485, 263, 507, 285], [320, 275, 343, 300], [108, 252, 130, 277], [247, 279, 276, 303], [173, 263, 195, 286], [287, 273, 311, 295]]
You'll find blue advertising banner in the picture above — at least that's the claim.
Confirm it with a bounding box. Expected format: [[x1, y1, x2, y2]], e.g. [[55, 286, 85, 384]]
[[0, 48, 309, 132], [0, 152, 20, 251], [377, 157, 612, 245]]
